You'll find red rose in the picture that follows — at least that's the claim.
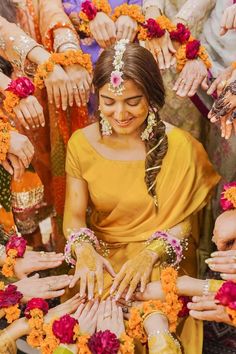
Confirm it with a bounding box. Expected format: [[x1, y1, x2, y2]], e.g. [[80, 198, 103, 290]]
[[143, 18, 165, 39], [215, 281, 236, 309], [186, 39, 200, 60], [0, 285, 23, 308], [81, 0, 97, 21], [52, 314, 78, 344], [170, 23, 190, 44], [178, 296, 191, 317], [24, 298, 49, 318], [6, 235, 27, 257], [7, 77, 35, 98], [88, 330, 120, 354]]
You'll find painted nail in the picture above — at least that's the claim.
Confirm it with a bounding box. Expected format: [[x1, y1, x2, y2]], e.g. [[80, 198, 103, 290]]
[[205, 258, 214, 264]]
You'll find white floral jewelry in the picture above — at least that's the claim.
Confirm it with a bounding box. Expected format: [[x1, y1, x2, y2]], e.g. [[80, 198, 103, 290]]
[[141, 111, 157, 141], [109, 39, 129, 95], [100, 112, 112, 136]]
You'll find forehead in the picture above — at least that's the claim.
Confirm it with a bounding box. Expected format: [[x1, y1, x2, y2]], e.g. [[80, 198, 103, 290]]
[[99, 79, 143, 99]]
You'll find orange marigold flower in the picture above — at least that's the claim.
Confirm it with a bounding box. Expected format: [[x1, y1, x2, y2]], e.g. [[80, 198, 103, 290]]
[[5, 304, 20, 323]]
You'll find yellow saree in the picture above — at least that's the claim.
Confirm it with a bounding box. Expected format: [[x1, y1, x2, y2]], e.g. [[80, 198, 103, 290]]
[[65, 124, 220, 354]]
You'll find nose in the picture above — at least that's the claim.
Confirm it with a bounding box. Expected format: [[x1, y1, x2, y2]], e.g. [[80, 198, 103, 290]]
[[113, 103, 126, 121]]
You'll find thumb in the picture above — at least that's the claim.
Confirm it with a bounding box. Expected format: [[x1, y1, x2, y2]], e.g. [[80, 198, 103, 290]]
[[104, 259, 116, 278]]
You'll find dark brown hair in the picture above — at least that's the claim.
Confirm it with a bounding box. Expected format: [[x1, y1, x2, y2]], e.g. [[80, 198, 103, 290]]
[[93, 43, 168, 204], [0, 55, 13, 77], [0, 0, 17, 23]]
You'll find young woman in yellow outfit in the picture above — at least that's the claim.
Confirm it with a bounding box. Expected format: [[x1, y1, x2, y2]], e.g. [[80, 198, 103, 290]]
[[63, 41, 220, 354]]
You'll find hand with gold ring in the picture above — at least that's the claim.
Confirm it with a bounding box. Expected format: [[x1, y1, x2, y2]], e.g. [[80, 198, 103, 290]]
[[13, 250, 65, 279], [14, 273, 73, 302], [64, 64, 92, 107], [145, 31, 176, 70], [207, 64, 236, 97], [173, 59, 208, 97], [73, 299, 99, 335], [97, 298, 125, 338]]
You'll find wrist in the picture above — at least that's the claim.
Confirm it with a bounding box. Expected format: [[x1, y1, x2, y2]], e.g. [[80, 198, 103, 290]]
[[144, 312, 168, 334], [145, 7, 161, 20], [144, 249, 159, 264]]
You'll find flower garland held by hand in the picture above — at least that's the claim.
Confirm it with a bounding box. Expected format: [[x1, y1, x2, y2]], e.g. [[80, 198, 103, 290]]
[[127, 267, 182, 342], [0, 284, 23, 323], [78, 0, 112, 36], [215, 281, 236, 326], [25, 298, 49, 348], [3, 77, 35, 116], [34, 50, 93, 89], [2, 234, 27, 278], [220, 182, 236, 211]]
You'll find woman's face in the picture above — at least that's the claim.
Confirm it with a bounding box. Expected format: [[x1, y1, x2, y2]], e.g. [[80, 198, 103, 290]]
[[99, 79, 149, 136]]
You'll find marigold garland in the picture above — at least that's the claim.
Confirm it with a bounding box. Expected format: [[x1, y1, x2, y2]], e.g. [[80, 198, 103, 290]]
[[3, 92, 20, 117], [138, 15, 174, 41], [127, 267, 182, 343], [51, 50, 93, 74], [34, 59, 55, 89], [0, 284, 23, 324], [112, 4, 144, 31], [0, 119, 11, 162], [2, 234, 27, 278]]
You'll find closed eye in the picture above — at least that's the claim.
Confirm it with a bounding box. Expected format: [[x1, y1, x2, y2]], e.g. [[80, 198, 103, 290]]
[[126, 97, 142, 106]]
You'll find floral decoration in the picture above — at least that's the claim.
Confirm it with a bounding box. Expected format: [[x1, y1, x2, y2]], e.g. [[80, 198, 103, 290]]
[[52, 314, 78, 344], [2, 234, 27, 278], [109, 39, 129, 95], [7, 77, 35, 98], [215, 281, 236, 326], [0, 119, 12, 161], [0, 284, 23, 323], [51, 50, 92, 74], [170, 23, 190, 44], [178, 296, 191, 317], [88, 330, 120, 354], [81, 0, 98, 20], [142, 19, 165, 39], [220, 182, 236, 210]]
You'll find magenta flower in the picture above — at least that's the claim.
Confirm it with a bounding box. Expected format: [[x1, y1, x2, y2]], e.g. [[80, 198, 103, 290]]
[[0, 285, 23, 308], [25, 298, 49, 318], [52, 314, 78, 344], [81, 0, 97, 20], [143, 18, 165, 39], [170, 23, 190, 44], [178, 296, 191, 317], [6, 235, 27, 257], [7, 77, 35, 98], [186, 40, 200, 60], [220, 182, 236, 211], [215, 281, 236, 309], [88, 330, 120, 354], [110, 71, 123, 88]]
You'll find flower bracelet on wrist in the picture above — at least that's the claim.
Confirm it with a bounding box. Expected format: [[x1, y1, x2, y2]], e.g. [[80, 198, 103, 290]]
[[2, 234, 27, 278], [64, 228, 101, 266], [146, 230, 188, 267], [0, 283, 23, 323], [112, 4, 144, 32], [3, 77, 35, 116], [138, 15, 174, 41], [78, 0, 112, 37], [34, 50, 92, 89]]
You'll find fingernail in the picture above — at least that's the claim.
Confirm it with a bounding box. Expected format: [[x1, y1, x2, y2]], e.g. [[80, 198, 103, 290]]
[[205, 258, 213, 264], [99, 289, 102, 295], [211, 252, 219, 257], [187, 303, 192, 309], [26, 126, 30, 130], [208, 264, 216, 269], [42, 123, 45, 127]]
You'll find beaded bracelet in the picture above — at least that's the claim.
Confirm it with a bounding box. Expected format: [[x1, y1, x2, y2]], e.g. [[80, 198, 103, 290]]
[[3, 77, 35, 116]]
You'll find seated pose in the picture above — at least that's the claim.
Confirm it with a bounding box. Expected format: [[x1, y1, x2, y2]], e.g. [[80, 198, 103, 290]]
[[63, 41, 220, 353]]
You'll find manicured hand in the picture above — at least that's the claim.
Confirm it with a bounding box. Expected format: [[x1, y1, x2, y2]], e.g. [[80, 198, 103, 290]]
[[97, 298, 125, 338], [90, 12, 116, 48], [146, 32, 176, 70], [220, 4, 236, 35], [73, 299, 99, 335], [206, 250, 236, 280], [1, 153, 25, 180], [13, 95, 45, 130], [116, 15, 138, 42], [9, 131, 34, 169]]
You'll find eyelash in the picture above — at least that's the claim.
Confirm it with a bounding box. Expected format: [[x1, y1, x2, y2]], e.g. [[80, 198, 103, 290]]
[[104, 100, 141, 107]]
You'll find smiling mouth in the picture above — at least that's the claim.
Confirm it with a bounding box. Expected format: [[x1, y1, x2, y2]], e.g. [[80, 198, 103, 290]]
[[114, 117, 134, 127]]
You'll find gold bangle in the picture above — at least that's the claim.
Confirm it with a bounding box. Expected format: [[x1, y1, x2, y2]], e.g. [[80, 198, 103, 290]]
[[146, 239, 167, 259], [209, 279, 224, 293], [143, 310, 165, 324]]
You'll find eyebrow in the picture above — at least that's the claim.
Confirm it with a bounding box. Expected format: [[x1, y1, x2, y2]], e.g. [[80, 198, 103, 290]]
[[101, 95, 143, 100]]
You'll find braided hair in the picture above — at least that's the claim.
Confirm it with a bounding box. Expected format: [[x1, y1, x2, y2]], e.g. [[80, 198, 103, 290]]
[[93, 43, 168, 205]]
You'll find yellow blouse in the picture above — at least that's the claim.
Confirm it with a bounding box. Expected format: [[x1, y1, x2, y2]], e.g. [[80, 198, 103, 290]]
[[66, 125, 220, 245]]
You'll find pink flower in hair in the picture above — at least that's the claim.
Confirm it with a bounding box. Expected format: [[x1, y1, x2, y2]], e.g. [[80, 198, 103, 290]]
[[110, 71, 123, 88]]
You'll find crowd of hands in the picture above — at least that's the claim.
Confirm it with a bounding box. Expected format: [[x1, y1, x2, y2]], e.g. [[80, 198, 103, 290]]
[[1, 209, 236, 350], [2, 3, 236, 182]]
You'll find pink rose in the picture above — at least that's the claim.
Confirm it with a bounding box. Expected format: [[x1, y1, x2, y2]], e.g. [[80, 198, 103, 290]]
[[88, 330, 120, 354], [186, 40, 200, 60], [143, 19, 165, 39], [0, 285, 23, 308], [170, 23, 190, 44], [6, 235, 27, 257], [7, 77, 35, 98], [215, 281, 236, 309], [25, 298, 49, 318], [220, 182, 236, 211], [52, 314, 78, 344], [81, 0, 97, 21]]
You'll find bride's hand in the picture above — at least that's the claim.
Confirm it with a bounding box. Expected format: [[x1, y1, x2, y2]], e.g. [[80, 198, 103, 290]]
[[110, 249, 158, 301], [69, 243, 116, 299]]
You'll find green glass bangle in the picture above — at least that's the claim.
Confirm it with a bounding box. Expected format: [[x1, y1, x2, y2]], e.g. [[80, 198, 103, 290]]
[[53, 346, 74, 354]]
